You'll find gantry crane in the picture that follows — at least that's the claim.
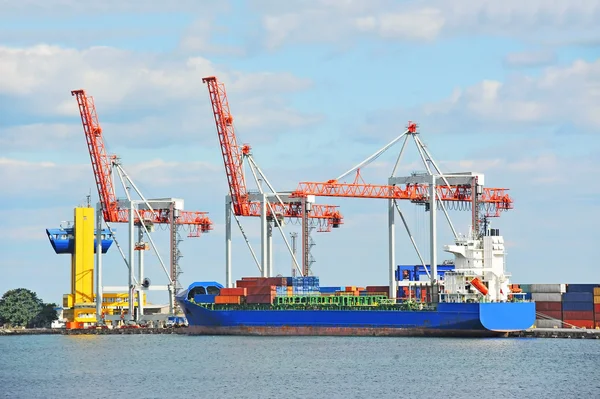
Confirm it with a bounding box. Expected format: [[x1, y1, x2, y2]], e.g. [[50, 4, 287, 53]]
[[291, 121, 513, 300], [71, 89, 213, 322], [202, 76, 343, 283]]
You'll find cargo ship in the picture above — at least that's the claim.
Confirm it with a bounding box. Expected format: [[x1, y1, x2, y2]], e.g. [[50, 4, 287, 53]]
[[177, 228, 536, 337]]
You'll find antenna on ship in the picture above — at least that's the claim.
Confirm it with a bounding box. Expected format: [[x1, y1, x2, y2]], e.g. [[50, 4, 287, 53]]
[[290, 232, 298, 277]]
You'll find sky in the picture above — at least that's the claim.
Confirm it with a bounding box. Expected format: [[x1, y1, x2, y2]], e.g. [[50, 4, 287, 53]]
[[1, 0, 599, 305]]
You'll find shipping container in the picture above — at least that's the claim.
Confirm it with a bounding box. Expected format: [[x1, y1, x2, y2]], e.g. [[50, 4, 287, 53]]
[[566, 284, 598, 293], [536, 310, 562, 320], [236, 280, 258, 288], [530, 284, 565, 293], [562, 301, 594, 312], [535, 301, 562, 312], [194, 294, 216, 303], [563, 319, 595, 329], [535, 319, 562, 328], [562, 311, 594, 320], [345, 286, 357, 292], [320, 287, 344, 293], [247, 285, 276, 295], [594, 287, 600, 296], [562, 292, 593, 302], [531, 293, 562, 302], [594, 296, 600, 304], [595, 303, 600, 313], [366, 286, 389, 292], [215, 295, 242, 305], [220, 287, 246, 296], [254, 277, 287, 287]]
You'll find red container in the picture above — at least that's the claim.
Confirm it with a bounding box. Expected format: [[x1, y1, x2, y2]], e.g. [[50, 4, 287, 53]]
[[245, 294, 274, 304], [220, 287, 246, 296], [366, 286, 389, 293], [535, 301, 562, 312], [236, 280, 258, 288], [536, 310, 562, 320], [241, 277, 260, 281], [563, 319, 594, 329], [254, 277, 287, 287], [246, 285, 276, 295], [563, 311, 594, 320], [595, 304, 600, 313]]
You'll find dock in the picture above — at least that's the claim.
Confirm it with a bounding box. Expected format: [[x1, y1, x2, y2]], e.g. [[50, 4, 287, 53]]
[[2, 327, 600, 338], [509, 328, 600, 339]]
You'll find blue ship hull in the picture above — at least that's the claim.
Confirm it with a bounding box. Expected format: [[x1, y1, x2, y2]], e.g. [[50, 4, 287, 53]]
[[178, 298, 535, 337]]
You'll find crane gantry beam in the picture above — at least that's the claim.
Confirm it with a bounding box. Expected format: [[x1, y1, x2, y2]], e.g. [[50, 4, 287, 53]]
[[293, 181, 513, 215]]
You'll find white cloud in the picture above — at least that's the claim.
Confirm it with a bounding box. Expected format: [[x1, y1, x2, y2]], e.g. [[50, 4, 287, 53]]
[[0, 45, 322, 151], [416, 58, 600, 132], [504, 50, 557, 68], [178, 17, 245, 56], [0, 123, 80, 152], [356, 8, 445, 41], [0, 0, 230, 15], [0, 158, 88, 196], [252, 0, 600, 48]]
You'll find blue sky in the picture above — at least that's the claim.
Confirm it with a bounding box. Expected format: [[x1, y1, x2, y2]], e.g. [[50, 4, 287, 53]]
[[1, 0, 600, 305]]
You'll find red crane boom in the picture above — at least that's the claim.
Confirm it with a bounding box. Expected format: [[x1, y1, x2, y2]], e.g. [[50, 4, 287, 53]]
[[202, 76, 342, 228], [71, 89, 213, 233]]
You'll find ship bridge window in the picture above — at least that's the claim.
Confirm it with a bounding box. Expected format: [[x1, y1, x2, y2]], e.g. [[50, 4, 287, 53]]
[[187, 286, 206, 300], [206, 286, 220, 295]]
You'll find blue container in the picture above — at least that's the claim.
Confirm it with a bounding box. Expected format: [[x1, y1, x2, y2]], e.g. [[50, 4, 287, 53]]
[[319, 287, 342, 293], [562, 292, 593, 302], [194, 294, 216, 304], [562, 301, 594, 311], [566, 284, 598, 293], [524, 292, 532, 300]]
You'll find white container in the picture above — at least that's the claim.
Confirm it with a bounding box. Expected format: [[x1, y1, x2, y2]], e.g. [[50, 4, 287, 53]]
[[532, 293, 562, 302], [535, 319, 562, 329], [530, 284, 566, 293]]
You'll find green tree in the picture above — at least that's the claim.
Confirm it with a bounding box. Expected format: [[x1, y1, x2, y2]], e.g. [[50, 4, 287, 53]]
[[0, 288, 57, 328], [30, 303, 59, 328]]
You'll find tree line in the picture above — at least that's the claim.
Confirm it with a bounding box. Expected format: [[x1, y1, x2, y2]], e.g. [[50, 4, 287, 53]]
[[0, 288, 58, 328]]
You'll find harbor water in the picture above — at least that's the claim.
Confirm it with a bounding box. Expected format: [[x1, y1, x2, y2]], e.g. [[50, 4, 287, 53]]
[[1, 335, 598, 398]]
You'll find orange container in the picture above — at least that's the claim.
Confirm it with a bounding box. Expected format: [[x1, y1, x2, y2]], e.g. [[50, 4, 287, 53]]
[[345, 286, 356, 292], [215, 295, 241, 304]]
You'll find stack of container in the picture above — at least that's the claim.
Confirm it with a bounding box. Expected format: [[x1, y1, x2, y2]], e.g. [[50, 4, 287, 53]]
[[595, 287, 600, 328], [235, 277, 287, 304], [291, 276, 320, 295], [215, 287, 246, 304], [530, 284, 565, 328], [562, 284, 597, 329]]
